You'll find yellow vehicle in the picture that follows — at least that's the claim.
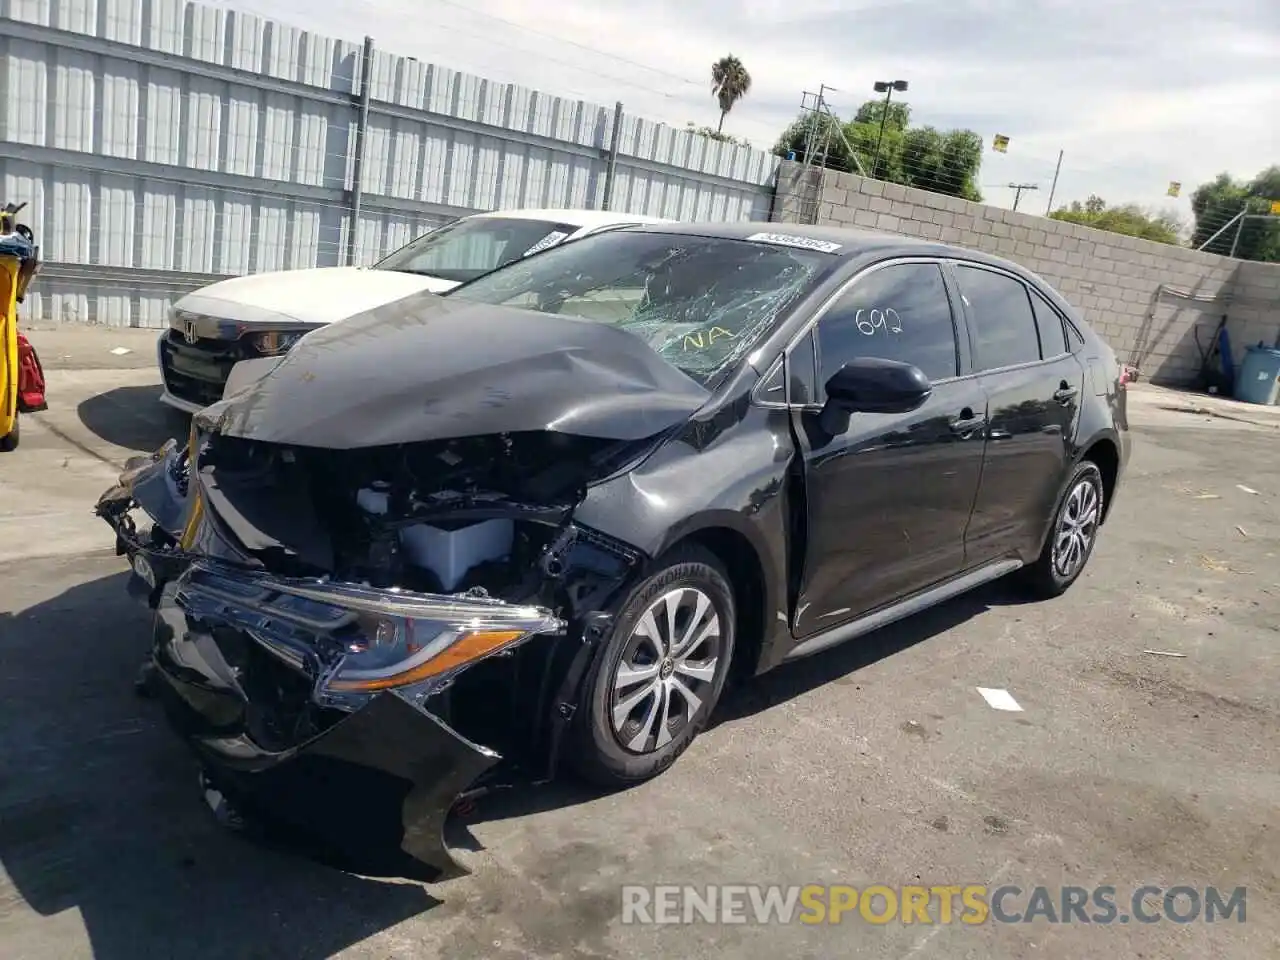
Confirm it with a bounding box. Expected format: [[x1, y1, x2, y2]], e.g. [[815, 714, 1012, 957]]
[[1, 201, 41, 451]]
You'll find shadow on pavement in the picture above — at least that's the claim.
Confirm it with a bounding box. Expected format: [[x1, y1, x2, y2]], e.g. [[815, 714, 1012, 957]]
[[0, 570, 439, 960], [713, 576, 1036, 726], [77, 385, 188, 455], [451, 578, 1039, 833]]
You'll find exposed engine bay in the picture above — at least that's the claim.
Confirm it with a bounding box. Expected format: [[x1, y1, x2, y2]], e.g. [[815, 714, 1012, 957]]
[[195, 428, 646, 596]]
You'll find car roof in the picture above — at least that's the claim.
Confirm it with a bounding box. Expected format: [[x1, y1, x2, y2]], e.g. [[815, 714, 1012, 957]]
[[468, 208, 674, 228], [617, 220, 1039, 276]]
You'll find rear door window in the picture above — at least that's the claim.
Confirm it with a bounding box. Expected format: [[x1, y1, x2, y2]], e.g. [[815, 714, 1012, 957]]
[[954, 266, 1041, 371]]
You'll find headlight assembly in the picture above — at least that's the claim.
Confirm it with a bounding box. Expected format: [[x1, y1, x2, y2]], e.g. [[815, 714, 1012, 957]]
[[325, 616, 531, 693], [250, 330, 306, 356], [178, 564, 565, 705]]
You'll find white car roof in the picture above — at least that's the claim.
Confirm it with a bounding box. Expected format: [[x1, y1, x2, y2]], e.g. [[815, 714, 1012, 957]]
[[467, 208, 674, 229]]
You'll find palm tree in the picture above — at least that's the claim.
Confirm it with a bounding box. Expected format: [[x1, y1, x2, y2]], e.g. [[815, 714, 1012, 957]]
[[711, 55, 752, 134]]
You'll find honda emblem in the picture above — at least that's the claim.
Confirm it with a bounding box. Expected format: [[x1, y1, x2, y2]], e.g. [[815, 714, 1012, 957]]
[[181, 317, 199, 344]]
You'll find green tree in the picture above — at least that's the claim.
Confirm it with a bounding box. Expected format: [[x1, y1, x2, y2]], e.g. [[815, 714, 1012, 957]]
[[900, 126, 984, 201], [772, 100, 982, 201], [1190, 167, 1280, 262], [853, 99, 911, 131], [686, 122, 749, 147], [773, 110, 853, 167], [1050, 196, 1183, 245], [710, 55, 752, 134]]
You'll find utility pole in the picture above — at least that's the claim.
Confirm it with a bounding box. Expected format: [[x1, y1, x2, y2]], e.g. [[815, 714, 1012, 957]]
[[801, 83, 834, 168], [1008, 182, 1039, 212], [1044, 150, 1064, 215], [870, 79, 909, 178], [346, 35, 375, 266]]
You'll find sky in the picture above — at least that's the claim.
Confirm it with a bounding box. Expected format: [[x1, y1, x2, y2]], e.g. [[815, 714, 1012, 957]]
[[218, 0, 1278, 222]]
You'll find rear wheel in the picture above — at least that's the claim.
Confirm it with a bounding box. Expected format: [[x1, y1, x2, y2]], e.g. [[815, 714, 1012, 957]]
[[1023, 460, 1103, 598], [571, 544, 735, 787], [0, 412, 19, 452]]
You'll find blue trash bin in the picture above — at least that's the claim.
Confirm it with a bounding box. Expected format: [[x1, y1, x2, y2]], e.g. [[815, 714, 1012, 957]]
[[1233, 344, 1280, 406]]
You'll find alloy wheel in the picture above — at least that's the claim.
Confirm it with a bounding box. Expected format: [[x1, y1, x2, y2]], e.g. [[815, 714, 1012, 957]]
[[611, 587, 722, 754], [1052, 477, 1100, 580]]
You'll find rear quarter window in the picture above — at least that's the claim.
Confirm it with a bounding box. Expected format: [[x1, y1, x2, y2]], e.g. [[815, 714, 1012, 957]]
[[1029, 288, 1070, 357]]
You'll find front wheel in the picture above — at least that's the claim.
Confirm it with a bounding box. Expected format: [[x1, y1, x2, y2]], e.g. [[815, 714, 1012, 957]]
[[0, 412, 19, 452], [570, 544, 735, 787], [1022, 460, 1104, 598]]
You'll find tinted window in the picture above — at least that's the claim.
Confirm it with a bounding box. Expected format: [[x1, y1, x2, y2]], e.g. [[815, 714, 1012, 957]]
[[816, 262, 958, 385], [374, 217, 580, 283], [1030, 289, 1069, 356], [451, 232, 832, 385], [955, 266, 1041, 370]]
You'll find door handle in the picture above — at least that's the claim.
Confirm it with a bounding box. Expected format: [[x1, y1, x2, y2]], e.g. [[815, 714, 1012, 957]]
[[1054, 381, 1079, 404], [949, 407, 987, 434]]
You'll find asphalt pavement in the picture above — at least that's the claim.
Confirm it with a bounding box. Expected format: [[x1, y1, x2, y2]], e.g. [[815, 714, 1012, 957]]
[[1, 338, 1277, 959]]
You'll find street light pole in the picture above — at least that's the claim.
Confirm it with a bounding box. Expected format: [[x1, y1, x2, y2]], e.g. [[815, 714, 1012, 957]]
[[871, 79, 908, 179]]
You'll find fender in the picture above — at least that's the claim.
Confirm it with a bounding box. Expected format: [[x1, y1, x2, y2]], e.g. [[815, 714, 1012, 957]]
[[1029, 425, 1124, 558], [572, 401, 799, 677]]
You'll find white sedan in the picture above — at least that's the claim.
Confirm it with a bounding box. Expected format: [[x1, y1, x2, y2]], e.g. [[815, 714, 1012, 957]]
[[157, 208, 672, 413]]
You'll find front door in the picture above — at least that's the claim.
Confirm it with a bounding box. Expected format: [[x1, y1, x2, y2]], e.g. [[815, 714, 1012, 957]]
[[791, 260, 988, 638], [951, 264, 1086, 564]]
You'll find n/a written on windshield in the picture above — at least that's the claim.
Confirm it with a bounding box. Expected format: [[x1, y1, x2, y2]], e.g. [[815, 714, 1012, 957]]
[[681, 327, 736, 351]]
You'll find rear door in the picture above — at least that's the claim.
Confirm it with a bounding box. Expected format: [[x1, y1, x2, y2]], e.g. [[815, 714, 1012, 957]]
[[950, 263, 1085, 565]]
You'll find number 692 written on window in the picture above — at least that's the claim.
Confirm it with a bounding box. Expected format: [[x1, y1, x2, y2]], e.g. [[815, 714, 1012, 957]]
[[855, 308, 903, 336]]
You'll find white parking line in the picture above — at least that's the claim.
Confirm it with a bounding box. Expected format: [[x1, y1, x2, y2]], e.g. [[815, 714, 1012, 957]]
[[975, 687, 1023, 712]]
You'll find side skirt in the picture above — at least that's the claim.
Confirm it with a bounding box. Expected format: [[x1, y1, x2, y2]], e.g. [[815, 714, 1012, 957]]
[[784, 558, 1023, 662]]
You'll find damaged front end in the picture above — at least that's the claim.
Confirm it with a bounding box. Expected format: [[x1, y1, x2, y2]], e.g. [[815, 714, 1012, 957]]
[[96, 422, 651, 880]]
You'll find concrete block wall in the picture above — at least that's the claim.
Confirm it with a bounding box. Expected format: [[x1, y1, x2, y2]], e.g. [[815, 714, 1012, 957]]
[[771, 162, 1280, 387]]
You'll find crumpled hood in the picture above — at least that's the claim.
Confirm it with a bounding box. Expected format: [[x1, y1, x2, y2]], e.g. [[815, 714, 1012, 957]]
[[196, 294, 711, 448], [175, 266, 458, 327]]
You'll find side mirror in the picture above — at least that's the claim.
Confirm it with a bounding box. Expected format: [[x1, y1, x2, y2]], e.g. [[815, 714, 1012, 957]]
[[818, 358, 932, 434]]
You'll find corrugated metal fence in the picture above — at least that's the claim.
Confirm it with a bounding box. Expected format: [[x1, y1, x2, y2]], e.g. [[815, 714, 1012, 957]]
[[0, 0, 780, 327]]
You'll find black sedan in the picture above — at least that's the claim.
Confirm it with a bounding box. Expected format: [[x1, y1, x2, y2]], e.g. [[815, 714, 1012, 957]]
[[97, 222, 1129, 878]]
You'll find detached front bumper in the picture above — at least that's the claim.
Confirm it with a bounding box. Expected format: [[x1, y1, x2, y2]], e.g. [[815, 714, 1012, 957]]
[[95, 439, 207, 600], [97, 444, 567, 880], [150, 575, 503, 879]]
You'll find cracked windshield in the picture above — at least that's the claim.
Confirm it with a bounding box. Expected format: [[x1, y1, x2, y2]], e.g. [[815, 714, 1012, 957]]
[[449, 231, 833, 382]]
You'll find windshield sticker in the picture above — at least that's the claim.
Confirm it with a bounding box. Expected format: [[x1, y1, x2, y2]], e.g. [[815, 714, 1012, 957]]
[[522, 231, 571, 257], [745, 232, 842, 254], [855, 308, 903, 336]]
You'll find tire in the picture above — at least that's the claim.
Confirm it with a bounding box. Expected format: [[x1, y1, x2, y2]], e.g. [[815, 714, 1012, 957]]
[[0, 412, 19, 452], [570, 544, 736, 787], [1022, 459, 1104, 598]]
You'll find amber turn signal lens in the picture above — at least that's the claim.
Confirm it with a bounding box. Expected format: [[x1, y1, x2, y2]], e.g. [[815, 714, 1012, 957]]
[[326, 629, 527, 692]]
